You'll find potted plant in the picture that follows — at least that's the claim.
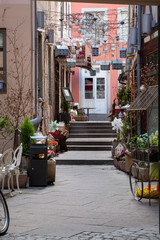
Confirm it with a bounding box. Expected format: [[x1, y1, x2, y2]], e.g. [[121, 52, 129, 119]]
[[59, 99, 71, 124], [20, 117, 35, 174]]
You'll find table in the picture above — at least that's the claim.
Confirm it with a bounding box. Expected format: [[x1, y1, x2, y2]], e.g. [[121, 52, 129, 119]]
[[79, 107, 96, 121]]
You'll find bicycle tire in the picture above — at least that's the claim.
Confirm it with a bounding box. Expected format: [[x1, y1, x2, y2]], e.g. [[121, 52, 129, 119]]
[[0, 190, 9, 235]]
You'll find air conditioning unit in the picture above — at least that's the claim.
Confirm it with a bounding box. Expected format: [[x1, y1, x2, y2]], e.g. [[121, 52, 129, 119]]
[[91, 45, 99, 56], [143, 14, 152, 35], [119, 48, 127, 58], [66, 58, 76, 68], [130, 28, 137, 46], [112, 59, 123, 70], [38, 11, 44, 29], [100, 61, 110, 70], [55, 45, 69, 57]]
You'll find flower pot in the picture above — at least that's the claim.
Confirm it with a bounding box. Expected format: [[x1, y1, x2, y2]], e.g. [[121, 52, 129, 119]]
[[65, 124, 70, 131], [47, 159, 56, 183]]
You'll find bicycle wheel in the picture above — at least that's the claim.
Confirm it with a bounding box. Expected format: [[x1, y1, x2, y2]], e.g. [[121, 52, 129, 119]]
[[0, 190, 9, 235], [129, 162, 143, 201]]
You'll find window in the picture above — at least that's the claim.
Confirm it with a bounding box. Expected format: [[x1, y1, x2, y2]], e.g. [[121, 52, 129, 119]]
[[0, 29, 6, 93], [85, 78, 93, 99], [97, 78, 105, 99]]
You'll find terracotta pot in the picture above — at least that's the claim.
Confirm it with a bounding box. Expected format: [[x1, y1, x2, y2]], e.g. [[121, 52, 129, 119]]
[[47, 159, 56, 183], [65, 124, 70, 131]]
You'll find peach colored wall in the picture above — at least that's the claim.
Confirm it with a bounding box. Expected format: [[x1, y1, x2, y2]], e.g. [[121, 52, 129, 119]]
[[72, 67, 79, 104], [0, 1, 34, 120], [71, 2, 127, 110]]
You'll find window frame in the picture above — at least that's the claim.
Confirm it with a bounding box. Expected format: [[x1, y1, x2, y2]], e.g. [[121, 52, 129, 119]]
[[0, 28, 7, 94]]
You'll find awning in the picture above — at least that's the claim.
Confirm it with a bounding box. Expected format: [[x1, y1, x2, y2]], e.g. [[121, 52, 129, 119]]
[[128, 85, 158, 111], [76, 59, 92, 70]]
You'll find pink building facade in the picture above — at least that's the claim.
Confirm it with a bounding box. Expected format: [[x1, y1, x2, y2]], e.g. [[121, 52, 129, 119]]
[[71, 3, 128, 114]]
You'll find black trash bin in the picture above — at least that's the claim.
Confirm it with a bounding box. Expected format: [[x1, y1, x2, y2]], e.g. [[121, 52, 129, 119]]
[[29, 136, 48, 186]]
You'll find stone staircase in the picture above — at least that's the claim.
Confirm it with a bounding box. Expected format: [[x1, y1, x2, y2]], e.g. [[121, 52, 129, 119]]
[[67, 121, 116, 151], [55, 121, 116, 165]]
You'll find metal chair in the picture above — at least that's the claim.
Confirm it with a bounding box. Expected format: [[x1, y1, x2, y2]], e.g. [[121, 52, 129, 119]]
[[0, 148, 14, 195], [8, 143, 23, 195]]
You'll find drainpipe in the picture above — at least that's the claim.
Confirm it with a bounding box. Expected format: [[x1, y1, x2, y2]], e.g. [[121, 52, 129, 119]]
[[137, 5, 142, 135], [34, 0, 37, 116]]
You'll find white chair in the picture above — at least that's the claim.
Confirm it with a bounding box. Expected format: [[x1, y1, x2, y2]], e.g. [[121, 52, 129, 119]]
[[8, 143, 23, 196], [0, 148, 14, 195]]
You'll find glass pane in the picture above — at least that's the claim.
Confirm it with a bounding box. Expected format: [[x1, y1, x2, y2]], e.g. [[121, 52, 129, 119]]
[[97, 78, 105, 84], [85, 85, 93, 91], [0, 33, 3, 48], [0, 51, 3, 68], [85, 78, 93, 85], [0, 80, 3, 90], [85, 92, 93, 99], [97, 85, 105, 91], [97, 91, 105, 99]]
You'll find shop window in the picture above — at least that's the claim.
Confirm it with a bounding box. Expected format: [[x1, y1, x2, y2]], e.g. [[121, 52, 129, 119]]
[[85, 78, 93, 99], [0, 29, 6, 93]]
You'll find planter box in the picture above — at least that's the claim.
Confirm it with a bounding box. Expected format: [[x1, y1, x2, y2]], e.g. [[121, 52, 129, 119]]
[[2, 173, 28, 189], [119, 161, 125, 172], [114, 157, 120, 169], [131, 165, 149, 181], [125, 153, 133, 173], [140, 167, 149, 182], [75, 116, 88, 121]]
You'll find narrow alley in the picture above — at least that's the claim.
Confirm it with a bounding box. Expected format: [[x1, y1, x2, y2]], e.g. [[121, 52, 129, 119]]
[[3, 164, 159, 240]]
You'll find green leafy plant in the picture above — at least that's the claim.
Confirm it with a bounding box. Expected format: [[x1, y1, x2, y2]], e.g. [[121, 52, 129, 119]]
[[61, 99, 70, 113], [149, 131, 158, 146], [48, 120, 58, 133], [0, 115, 15, 138], [20, 117, 35, 154]]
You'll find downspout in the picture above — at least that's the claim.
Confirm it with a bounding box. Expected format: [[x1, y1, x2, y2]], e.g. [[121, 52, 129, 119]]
[[34, 0, 37, 116], [137, 5, 142, 135]]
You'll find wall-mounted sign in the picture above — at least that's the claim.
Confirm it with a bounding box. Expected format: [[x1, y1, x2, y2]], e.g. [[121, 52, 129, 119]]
[[62, 87, 74, 102]]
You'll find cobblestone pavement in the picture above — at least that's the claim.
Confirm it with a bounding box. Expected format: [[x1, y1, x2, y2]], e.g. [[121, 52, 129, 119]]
[[2, 228, 160, 240]]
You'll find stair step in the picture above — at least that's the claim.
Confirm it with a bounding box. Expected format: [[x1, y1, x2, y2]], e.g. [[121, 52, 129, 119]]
[[67, 145, 112, 151], [67, 141, 112, 145], [69, 133, 117, 138], [70, 129, 115, 133], [70, 122, 112, 127]]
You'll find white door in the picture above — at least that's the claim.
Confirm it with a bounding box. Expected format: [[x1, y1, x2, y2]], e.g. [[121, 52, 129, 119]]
[[95, 77, 106, 113], [82, 75, 107, 114]]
